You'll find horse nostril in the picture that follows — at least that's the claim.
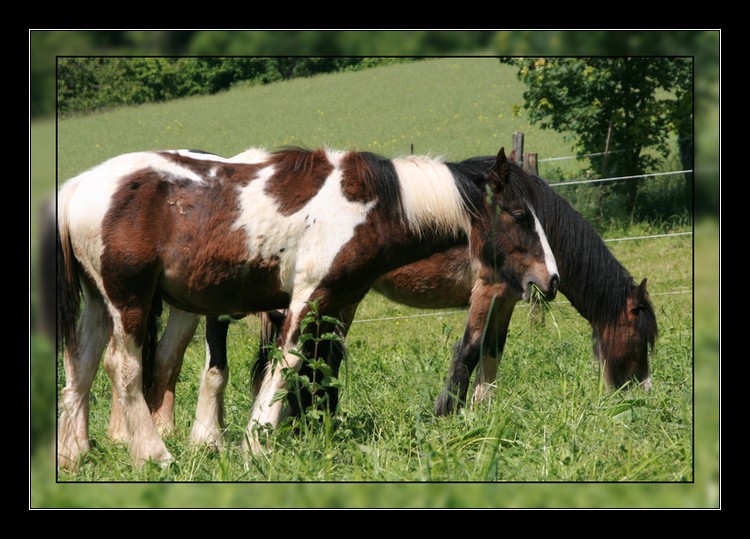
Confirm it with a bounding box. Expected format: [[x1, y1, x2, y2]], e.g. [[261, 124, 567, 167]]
[[547, 275, 559, 300]]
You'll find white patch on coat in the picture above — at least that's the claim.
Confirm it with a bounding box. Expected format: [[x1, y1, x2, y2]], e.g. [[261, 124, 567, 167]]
[[228, 148, 271, 164], [392, 155, 471, 238], [233, 150, 376, 294], [169, 149, 224, 161]]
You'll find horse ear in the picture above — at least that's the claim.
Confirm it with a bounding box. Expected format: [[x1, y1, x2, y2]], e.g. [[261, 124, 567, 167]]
[[508, 148, 517, 162], [489, 147, 510, 192], [630, 278, 650, 310]]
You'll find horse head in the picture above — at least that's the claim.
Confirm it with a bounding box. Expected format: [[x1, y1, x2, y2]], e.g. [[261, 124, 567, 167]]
[[593, 278, 657, 390], [474, 147, 559, 302]]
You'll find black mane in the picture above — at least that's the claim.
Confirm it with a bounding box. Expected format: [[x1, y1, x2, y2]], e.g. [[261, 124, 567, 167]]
[[529, 174, 636, 325], [459, 156, 649, 327], [446, 156, 539, 219]]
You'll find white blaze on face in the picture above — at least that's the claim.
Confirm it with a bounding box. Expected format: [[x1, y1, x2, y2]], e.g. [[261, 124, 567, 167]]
[[232, 150, 376, 294], [528, 206, 558, 279]]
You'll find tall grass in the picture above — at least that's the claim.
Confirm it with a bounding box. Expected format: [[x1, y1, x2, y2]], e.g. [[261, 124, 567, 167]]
[[52, 234, 693, 483]]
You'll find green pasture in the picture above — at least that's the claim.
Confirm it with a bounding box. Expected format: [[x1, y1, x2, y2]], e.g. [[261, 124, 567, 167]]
[[30, 58, 708, 506], [54, 58, 586, 180]]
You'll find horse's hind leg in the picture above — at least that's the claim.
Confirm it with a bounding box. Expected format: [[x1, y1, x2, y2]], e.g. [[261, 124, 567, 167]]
[[148, 307, 200, 436], [106, 311, 172, 465], [190, 316, 229, 448], [58, 286, 108, 469]]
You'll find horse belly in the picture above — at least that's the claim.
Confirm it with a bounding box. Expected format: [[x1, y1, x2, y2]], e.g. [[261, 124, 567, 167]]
[[372, 248, 474, 309], [159, 259, 291, 316]]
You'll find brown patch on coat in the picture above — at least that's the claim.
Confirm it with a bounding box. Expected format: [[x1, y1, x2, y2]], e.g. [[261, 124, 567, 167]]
[[100, 168, 174, 343], [101, 159, 290, 342], [340, 151, 378, 204], [264, 148, 333, 215], [372, 245, 474, 309]]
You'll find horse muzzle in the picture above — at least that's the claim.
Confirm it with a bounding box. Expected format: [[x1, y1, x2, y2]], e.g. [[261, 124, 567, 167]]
[[522, 272, 559, 302]]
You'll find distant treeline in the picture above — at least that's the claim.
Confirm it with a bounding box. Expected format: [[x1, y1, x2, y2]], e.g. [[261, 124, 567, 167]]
[[35, 30, 715, 118], [57, 57, 413, 117]]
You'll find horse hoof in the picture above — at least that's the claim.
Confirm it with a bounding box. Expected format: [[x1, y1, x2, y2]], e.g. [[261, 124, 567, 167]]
[[133, 445, 173, 468], [57, 451, 82, 471], [434, 392, 462, 416], [190, 425, 224, 450], [243, 431, 272, 456]]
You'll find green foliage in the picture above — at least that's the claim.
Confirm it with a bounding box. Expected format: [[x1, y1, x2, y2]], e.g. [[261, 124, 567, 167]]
[[502, 57, 693, 215], [57, 58, 276, 116], [55, 57, 420, 117], [267, 299, 344, 421]]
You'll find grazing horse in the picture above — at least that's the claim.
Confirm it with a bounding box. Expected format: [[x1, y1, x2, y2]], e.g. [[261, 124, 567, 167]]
[[249, 160, 657, 418], [54, 146, 558, 467], [143, 152, 657, 447]]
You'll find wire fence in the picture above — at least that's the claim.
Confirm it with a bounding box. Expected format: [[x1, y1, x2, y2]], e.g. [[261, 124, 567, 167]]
[[537, 136, 692, 164], [352, 287, 693, 325], [549, 169, 692, 188], [604, 231, 692, 243]]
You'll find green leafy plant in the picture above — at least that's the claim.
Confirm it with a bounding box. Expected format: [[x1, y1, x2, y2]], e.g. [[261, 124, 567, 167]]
[[267, 300, 345, 426]]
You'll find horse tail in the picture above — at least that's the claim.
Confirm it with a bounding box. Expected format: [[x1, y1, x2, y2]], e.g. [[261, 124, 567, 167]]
[[141, 294, 163, 396], [56, 182, 82, 354]]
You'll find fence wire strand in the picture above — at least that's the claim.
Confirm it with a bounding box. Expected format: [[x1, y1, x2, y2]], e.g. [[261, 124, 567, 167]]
[[350, 231, 692, 325], [549, 169, 692, 187]]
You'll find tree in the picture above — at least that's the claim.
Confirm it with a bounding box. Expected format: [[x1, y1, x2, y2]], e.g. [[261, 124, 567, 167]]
[[502, 57, 693, 216]]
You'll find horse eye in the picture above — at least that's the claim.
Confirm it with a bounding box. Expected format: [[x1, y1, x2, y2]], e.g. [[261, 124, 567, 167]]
[[512, 210, 528, 223]]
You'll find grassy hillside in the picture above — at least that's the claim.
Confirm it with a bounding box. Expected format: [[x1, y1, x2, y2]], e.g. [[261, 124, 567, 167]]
[[55, 58, 582, 181]]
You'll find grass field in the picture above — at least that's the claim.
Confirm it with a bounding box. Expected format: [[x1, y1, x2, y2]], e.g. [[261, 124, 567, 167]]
[[30, 58, 712, 507], [46, 231, 691, 483]]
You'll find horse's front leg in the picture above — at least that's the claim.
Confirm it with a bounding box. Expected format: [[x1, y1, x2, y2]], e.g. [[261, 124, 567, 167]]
[[284, 302, 357, 419], [434, 281, 514, 415], [190, 315, 230, 448], [470, 287, 516, 408], [244, 300, 312, 454], [244, 300, 353, 453]]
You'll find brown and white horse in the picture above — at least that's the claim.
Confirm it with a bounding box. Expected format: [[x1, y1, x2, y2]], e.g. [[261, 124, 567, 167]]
[[252, 165, 657, 418], [141, 152, 657, 449], [55, 146, 558, 467]]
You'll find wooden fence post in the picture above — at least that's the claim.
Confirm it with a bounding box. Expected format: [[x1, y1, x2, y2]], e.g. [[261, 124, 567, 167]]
[[523, 152, 538, 176], [512, 132, 524, 164]]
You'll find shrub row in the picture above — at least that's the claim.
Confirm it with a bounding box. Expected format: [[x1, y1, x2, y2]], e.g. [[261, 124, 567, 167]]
[[57, 57, 411, 116]]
